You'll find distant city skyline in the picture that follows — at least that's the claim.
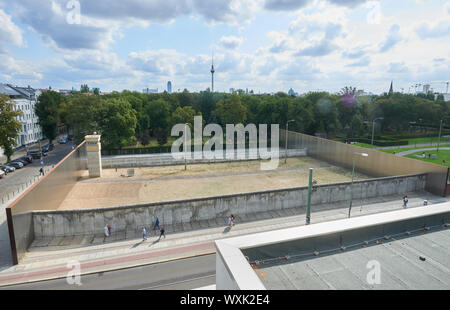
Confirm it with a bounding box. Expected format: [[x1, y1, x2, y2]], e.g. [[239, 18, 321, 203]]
[[0, 0, 448, 94]]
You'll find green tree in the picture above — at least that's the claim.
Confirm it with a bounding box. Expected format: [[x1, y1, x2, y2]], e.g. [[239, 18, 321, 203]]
[[214, 94, 247, 126], [64, 95, 102, 143], [350, 112, 364, 137], [144, 98, 171, 135], [155, 127, 169, 146], [98, 98, 137, 149], [171, 106, 197, 128], [80, 84, 90, 93], [0, 94, 23, 162], [35, 91, 62, 144]]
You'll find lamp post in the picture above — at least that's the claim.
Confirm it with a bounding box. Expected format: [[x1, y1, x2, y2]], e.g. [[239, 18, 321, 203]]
[[184, 123, 188, 171], [306, 168, 313, 225], [437, 116, 450, 152], [348, 152, 369, 218], [285, 120, 294, 164], [371, 118, 384, 146]]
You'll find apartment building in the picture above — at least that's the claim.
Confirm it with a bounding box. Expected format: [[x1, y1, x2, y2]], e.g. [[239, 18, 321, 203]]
[[0, 84, 43, 149]]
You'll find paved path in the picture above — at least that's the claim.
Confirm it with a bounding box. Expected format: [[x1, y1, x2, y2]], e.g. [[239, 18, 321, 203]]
[[2, 254, 216, 290], [0, 191, 446, 288], [373, 142, 448, 150], [396, 147, 450, 157]]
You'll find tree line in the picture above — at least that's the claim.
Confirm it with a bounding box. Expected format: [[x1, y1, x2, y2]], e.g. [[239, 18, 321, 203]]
[[32, 88, 450, 150]]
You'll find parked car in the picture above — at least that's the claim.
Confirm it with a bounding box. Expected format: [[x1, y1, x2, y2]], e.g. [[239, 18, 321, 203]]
[[0, 165, 15, 173], [0, 170, 4, 179], [7, 162, 23, 169], [42, 143, 54, 153], [59, 138, 68, 144], [28, 151, 41, 159], [20, 155, 33, 163], [15, 158, 29, 166], [14, 157, 29, 166]]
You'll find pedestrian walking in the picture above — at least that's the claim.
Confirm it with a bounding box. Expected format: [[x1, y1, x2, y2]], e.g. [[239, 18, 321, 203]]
[[158, 226, 165, 240], [104, 225, 110, 237], [142, 227, 147, 241], [227, 214, 235, 228], [107, 225, 112, 236], [39, 167, 44, 176], [153, 217, 160, 232], [403, 195, 408, 208]]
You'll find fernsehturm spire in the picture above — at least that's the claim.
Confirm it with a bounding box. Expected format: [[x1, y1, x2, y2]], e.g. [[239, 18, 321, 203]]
[[210, 54, 215, 92]]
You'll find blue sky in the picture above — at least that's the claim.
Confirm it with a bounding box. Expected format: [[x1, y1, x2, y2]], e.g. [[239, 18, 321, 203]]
[[0, 0, 449, 94]]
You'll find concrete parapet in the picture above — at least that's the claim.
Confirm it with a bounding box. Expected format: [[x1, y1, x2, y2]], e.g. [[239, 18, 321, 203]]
[[32, 174, 427, 239]]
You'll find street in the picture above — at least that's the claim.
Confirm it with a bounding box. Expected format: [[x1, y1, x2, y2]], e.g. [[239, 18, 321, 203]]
[[0, 254, 216, 290], [0, 141, 74, 271], [0, 141, 74, 209]]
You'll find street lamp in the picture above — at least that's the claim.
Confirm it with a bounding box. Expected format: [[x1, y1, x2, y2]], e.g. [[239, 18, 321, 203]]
[[371, 118, 384, 146], [437, 116, 450, 152], [348, 152, 369, 218], [285, 120, 294, 164], [184, 123, 188, 171]]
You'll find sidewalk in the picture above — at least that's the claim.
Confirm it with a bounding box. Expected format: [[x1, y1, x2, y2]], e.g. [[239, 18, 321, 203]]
[[0, 191, 447, 287], [374, 142, 449, 150]]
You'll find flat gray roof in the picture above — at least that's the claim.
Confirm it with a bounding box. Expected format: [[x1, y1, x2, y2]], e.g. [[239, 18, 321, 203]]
[[256, 227, 450, 290]]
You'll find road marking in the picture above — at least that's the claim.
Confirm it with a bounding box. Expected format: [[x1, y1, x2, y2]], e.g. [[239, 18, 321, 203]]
[[139, 274, 215, 290]]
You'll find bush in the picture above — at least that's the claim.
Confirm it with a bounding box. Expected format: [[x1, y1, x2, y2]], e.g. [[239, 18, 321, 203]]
[[341, 137, 408, 146]]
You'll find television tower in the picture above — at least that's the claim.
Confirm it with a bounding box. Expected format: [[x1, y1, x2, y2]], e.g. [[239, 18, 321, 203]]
[[210, 55, 215, 92]]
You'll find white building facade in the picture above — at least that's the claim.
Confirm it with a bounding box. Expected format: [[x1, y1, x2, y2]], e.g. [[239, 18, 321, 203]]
[[0, 84, 43, 149]]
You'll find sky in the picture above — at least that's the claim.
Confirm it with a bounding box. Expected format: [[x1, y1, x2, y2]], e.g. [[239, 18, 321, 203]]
[[0, 0, 449, 94]]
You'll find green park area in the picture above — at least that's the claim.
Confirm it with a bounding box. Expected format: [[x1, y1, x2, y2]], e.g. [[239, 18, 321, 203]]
[[354, 139, 450, 167], [405, 150, 450, 167]]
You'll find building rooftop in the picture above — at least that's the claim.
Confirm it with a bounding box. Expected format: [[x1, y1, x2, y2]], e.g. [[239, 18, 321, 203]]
[[256, 226, 450, 290], [215, 203, 450, 290], [0, 84, 21, 97]]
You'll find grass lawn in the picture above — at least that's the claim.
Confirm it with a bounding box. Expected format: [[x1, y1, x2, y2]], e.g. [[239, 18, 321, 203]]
[[405, 150, 450, 167], [379, 145, 450, 154], [352, 143, 378, 149]]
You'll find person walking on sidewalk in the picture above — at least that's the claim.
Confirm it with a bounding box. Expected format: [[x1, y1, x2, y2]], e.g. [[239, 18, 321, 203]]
[[107, 225, 112, 236], [403, 195, 408, 208], [104, 225, 110, 237], [158, 226, 165, 240], [39, 167, 44, 176], [142, 227, 147, 241], [153, 217, 160, 233]]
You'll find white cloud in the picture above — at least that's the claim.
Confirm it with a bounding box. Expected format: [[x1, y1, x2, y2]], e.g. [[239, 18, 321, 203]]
[[220, 36, 244, 50], [264, 0, 312, 11], [379, 24, 403, 52], [0, 9, 24, 48], [415, 20, 450, 39]]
